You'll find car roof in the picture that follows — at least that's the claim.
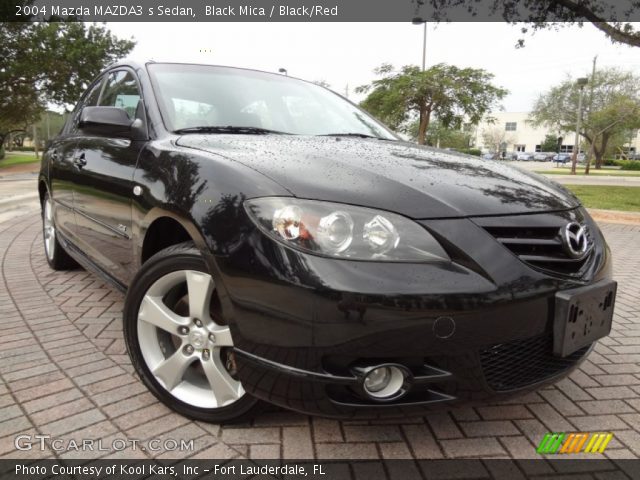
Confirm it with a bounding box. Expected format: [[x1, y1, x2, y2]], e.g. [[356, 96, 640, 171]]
[[106, 59, 307, 83]]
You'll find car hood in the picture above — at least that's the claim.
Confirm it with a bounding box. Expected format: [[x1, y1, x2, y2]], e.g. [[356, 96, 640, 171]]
[[177, 135, 579, 219]]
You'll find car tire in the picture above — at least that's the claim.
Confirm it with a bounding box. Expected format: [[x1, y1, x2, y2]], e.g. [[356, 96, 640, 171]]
[[42, 192, 78, 270], [123, 241, 263, 423]]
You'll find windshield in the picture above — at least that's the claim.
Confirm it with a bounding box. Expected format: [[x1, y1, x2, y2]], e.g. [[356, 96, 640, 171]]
[[147, 63, 397, 140]]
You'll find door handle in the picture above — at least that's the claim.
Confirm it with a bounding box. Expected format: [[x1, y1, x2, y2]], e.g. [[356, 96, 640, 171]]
[[74, 153, 87, 169]]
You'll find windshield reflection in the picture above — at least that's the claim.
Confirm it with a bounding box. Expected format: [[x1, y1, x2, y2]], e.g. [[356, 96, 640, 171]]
[[147, 63, 397, 140]]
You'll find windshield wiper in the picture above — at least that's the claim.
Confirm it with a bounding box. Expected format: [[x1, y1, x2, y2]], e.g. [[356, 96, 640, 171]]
[[174, 126, 287, 135], [321, 133, 393, 140]]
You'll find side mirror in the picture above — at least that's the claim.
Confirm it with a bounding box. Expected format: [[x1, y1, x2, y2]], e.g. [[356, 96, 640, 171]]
[[79, 107, 133, 137]]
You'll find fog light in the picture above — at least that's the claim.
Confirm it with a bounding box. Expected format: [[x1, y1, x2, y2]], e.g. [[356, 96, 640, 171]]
[[361, 365, 405, 399], [364, 367, 391, 392]]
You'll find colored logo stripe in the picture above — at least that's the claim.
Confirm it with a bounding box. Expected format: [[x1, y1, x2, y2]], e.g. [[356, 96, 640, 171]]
[[584, 433, 613, 453], [560, 433, 588, 453], [537, 432, 613, 454], [537, 433, 565, 454]]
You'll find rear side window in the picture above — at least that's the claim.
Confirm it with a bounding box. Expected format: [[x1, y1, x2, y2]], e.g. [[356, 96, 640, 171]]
[[100, 70, 141, 118]]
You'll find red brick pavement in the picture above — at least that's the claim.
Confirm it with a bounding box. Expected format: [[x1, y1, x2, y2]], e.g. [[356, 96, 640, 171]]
[[0, 213, 639, 460]]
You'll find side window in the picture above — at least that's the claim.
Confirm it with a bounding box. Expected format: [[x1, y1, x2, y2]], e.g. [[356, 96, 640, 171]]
[[100, 70, 141, 118], [66, 78, 104, 134], [85, 80, 103, 107]]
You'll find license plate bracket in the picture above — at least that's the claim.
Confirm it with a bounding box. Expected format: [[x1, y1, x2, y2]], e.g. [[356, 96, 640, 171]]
[[554, 280, 617, 357]]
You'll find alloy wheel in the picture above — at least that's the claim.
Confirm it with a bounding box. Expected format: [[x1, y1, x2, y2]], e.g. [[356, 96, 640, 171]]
[[137, 269, 244, 408], [43, 198, 55, 261]]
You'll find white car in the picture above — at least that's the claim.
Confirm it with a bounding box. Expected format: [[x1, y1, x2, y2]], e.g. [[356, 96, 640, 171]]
[[533, 152, 554, 161], [516, 152, 535, 161]]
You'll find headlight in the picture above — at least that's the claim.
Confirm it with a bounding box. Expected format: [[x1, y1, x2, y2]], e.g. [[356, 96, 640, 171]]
[[244, 197, 450, 262]]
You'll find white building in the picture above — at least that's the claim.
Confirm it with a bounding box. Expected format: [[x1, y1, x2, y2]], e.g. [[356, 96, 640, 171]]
[[473, 111, 640, 156]]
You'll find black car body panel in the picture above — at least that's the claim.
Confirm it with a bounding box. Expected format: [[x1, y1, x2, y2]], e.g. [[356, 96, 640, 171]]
[[177, 135, 579, 219], [39, 61, 614, 418]]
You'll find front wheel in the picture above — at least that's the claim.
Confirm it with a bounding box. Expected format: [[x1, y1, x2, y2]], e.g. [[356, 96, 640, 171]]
[[123, 242, 262, 423]]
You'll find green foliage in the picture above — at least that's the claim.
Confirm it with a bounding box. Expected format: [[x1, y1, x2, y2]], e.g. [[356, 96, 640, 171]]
[[7, 146, 35, 152], [32, 111, 67, 144], [356, 63, 507, 144], [615, 160, 640, 171], [0, 18, 134, 141], [0, 154, 39, 169], [412, 1, 640, 48], [565, 185, 640, 212], [529, 68, 640, 168], [453, 148, 482, 156], [407, 119, 473, 148], [539, 133, 560, 152]]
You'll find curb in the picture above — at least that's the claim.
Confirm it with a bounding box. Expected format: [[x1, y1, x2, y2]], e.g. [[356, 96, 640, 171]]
[[0, 192, 40, 210], [543, 175, 640, 187], [588, 208, 640, 226]]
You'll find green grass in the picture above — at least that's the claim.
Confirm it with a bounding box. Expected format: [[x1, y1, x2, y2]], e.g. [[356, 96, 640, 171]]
[[535, 169, 640, 177], [565, 185, 640, 212], [0, 154, 39, 169]]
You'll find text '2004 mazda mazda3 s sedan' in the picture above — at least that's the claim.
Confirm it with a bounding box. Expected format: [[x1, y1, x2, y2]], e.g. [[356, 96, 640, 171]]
[[39, 61, 617, 422]]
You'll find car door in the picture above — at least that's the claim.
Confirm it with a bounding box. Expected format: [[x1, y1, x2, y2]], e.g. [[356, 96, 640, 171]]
[[73, 68, 147, 284], [49, 78, 104, 243]]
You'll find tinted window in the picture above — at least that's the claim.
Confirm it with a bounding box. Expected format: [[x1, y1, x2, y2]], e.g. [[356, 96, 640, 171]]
[[65, 78, 104, 134], [85, 79, 103, 107], [100, 70, 141, 118], [148, 63, 396, 139]]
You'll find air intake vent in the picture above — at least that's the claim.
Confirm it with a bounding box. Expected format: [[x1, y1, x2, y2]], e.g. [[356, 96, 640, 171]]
[[483, 225, 592, 276], [480, 333, 590, 391]]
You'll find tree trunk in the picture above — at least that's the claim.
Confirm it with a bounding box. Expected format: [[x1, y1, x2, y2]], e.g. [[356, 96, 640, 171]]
[[584, 141, 596, 175], [32, 125, 39, 159], [595, 133, 610, 169], [417, 105, 431, 145]]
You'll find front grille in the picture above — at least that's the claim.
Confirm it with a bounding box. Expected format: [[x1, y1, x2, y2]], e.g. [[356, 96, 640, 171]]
[[483, 225, 591, 276], [480, 333, 590, 391]]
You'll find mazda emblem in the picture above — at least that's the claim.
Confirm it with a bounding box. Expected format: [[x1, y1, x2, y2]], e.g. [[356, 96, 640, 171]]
[[561, 222, 590, 259]]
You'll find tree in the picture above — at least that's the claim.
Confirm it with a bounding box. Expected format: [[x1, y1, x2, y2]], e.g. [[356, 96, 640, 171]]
[[540, 133, 561, 152], [414, 0, 640, 48], [357, 64, 507, 145], [529, 69, 640, 170], [480, 126, 515, 154], [0, 20, 134, 149], [406, 119, 472, 149], [313, 79, 331, 89]]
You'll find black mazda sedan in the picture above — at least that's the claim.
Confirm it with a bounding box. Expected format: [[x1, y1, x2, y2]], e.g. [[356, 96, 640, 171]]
[[39, 61, 616, 422]]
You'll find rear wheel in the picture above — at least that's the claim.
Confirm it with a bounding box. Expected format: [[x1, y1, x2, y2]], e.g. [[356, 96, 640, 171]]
[[42, 192, 77, 270], [123, 242, 262, 423]]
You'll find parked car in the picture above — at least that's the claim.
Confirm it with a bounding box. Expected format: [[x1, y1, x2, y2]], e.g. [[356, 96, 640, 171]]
[[553, 153, 572, 164], [515, 152, 535, 161], [533, 152, 555, 161], [482, 152, 498, 160], [39, 61, 616, 422]]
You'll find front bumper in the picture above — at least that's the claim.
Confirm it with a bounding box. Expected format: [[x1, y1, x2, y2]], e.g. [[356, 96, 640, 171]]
[[207, 207, 612, 418]]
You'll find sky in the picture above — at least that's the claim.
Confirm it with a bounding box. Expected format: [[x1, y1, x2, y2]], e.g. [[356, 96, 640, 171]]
[[107, 22, 640, 112]]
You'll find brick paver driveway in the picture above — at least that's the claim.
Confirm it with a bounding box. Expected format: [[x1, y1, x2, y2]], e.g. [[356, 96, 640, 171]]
[[1, 212, 639, 460]]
